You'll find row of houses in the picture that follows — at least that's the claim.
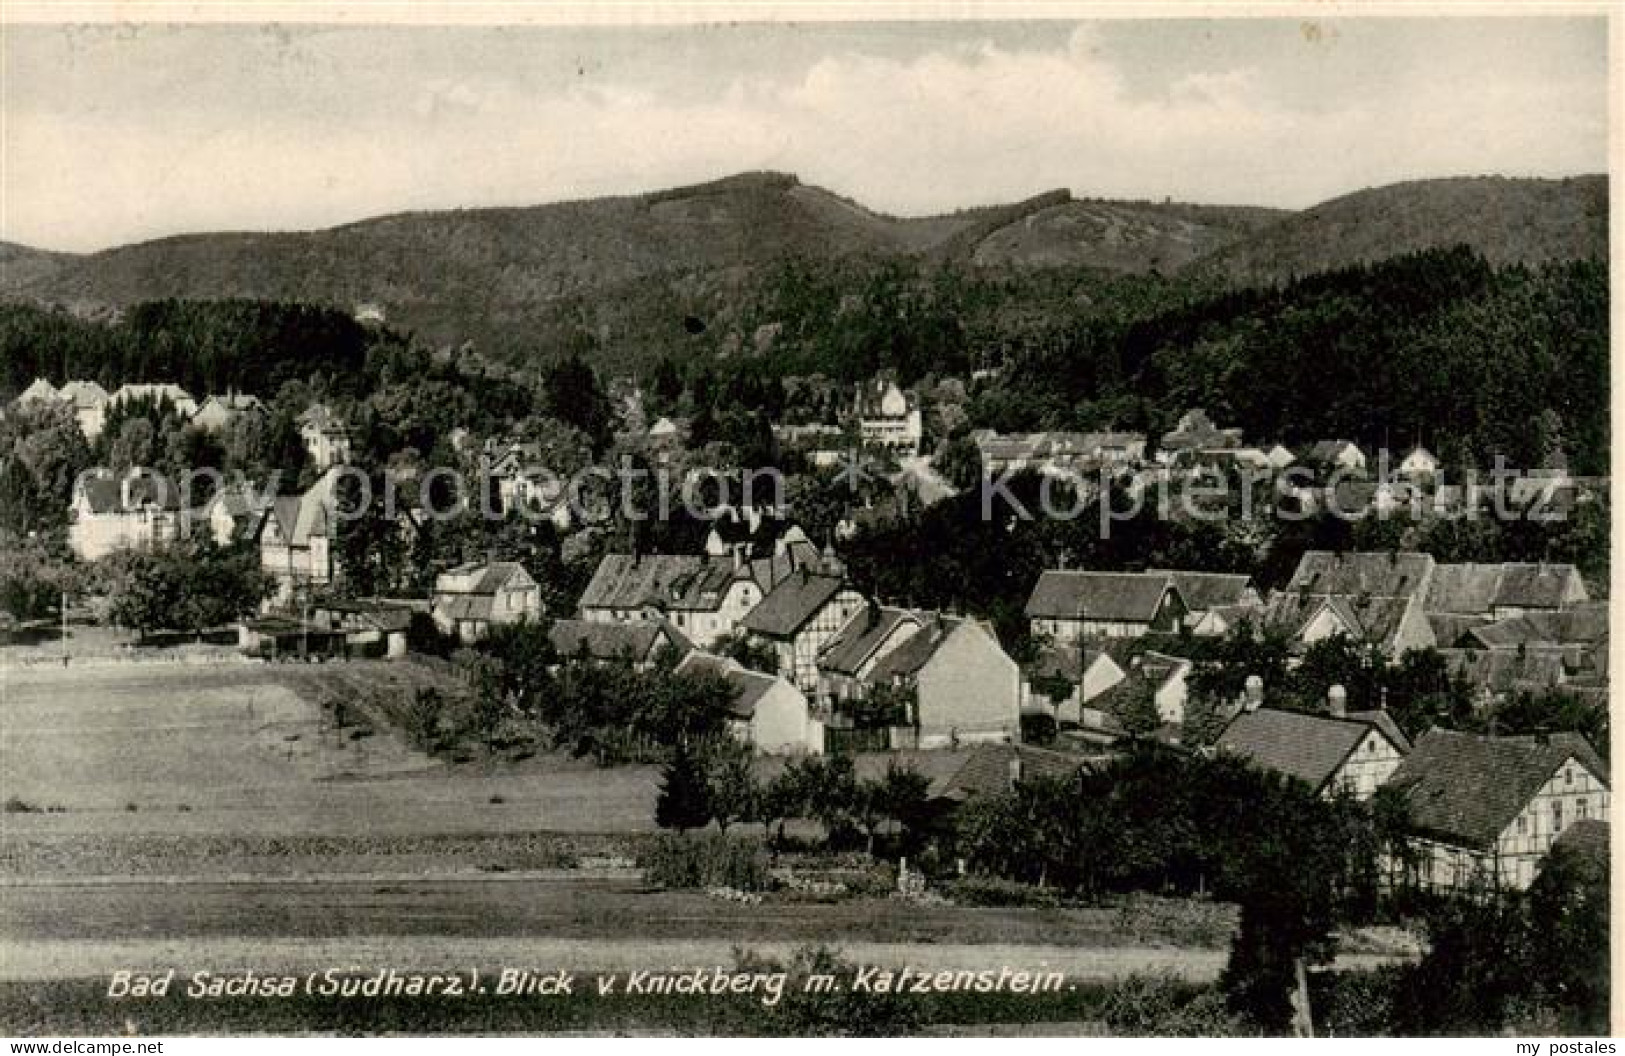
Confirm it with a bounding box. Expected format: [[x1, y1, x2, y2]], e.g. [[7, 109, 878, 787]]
[[1015, 551, 1600, 738], [1212, 683, 1608, 893], [17, 378, 353, 465]]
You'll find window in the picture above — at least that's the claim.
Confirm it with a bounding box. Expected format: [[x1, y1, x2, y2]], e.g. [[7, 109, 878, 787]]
[[1552, 801, 1564, 831], [1516, 816, 1527, 835], [1577, 798, 1589, 820], [1565, 766, 1574, 787]]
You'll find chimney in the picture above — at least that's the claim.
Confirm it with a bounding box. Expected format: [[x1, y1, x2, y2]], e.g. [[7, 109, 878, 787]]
[[1328, 683, 1348, 718], [1243, 674, 1264, 712]]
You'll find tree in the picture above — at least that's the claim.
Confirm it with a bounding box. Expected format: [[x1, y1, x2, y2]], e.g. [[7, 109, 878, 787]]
[[102, 539, 271, 639], [934, 436, 983, 492], [715, 630, 779, 675], [655, 740, 713, 832], [703, 738, 761, 835], [542, 353, 613, 451]]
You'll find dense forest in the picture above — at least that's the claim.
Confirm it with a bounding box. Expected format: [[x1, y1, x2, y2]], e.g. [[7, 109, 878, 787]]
[[0, 245, 1608, 480]]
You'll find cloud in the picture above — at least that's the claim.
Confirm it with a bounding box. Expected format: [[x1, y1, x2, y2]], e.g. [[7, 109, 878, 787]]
[[0, 21, 1606, 251]]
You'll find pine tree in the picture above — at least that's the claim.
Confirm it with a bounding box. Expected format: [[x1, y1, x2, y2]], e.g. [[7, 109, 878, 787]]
[[655, 741, 712, 832]]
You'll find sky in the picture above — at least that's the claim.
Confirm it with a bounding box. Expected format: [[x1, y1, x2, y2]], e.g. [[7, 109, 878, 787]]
[[0, 17, 1609, 253]]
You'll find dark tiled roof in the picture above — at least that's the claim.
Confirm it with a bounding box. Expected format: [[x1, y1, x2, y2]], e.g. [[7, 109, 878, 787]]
[[1215, 707, 1399, 794], [865, 615, 968, 683], [1024, 571, 1178, 623], [1147, 570, 1253, 612], [927, 743, 1096, 803], [741, 571, 848, 638], [818, 605, 918, 676], [1427, 562, 1585, 615], [1439, 648, 1567, 695], [676, 651, 792, 719], [1386, 729, 1609, 849], [578, 553, 716, 612], [1285, 550, 1432, 599], [1262, 591, 1419, 650], [1426, 563, 1505, 615], [1428, 613, 1492, 648], [1494, 563, 1583, 610], [549, 618, 682, 663]]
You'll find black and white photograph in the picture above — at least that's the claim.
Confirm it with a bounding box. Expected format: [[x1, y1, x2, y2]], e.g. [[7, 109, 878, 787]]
[[0, 3, 1613, 1041]]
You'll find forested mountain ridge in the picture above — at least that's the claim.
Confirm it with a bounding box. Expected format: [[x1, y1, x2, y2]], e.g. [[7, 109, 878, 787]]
[[1, 172, 1602, 371]]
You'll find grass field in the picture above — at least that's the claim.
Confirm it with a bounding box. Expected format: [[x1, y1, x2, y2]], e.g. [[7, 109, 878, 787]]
[[0, 660, 1407, 1035], [0, 663, 659, 837]]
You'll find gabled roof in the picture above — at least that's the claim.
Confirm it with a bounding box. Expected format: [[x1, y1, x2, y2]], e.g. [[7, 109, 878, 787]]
[[1465, 604, 1610, 651], [1285, 551, 1432, 599], [18, 378, 59, 402], [817, 604, 919, 676], [75, 469, 180, 514], [1215, 707, 1404, 794], [1428, 562, 1585, 615], [1427, 612, 1492, 648], [927, 743, 1096, 803], [1494, 563, 1584, 610], [741, 571, 848, 637], [1386, 730, 1609, 849], [549, 617, 686, 663], [59, 380, 108, 408], [111, 383, 194, 406], [1147, 569, 1254, 612], [675, 651, 795, 719], [1262, 590, 1420, 651], [578, 553, 731, 613], [1023, 643, 1117, 683], [865, 615, 975, 683], [436, 561, 534, 597], [1024, 571, 1181, 623], [298, 403, 350, 432], [1439, 648, 1568, 695], [254, 466, 346, 546], [1306, 439, 1364, 462]]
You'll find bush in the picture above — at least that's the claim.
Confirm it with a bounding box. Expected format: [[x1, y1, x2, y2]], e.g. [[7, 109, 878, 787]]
[[1098, 974, 1246, 1036], [943, 874, 1061, 908], [638, 832, 770, 892], [2, 796, 40, 814], [1313, 966, 1401, 1037]]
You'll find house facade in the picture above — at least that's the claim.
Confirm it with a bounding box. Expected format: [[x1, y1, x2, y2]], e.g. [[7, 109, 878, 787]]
[[298, 404, 354, 469], [67, 468, 184, 561], [1215, 698, 1410, 801], [1025, 570, 1188, 641], [1385, 730, 1610, 892], [677, 651, 822, 756], [431, 561, 542, 642], [742, 571, 867, 693], [854, 379, 923, 457]]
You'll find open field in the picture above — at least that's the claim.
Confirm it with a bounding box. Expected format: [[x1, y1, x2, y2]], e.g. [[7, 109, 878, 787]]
[[1, 663, 659, 836], [0, 661, 1416, 1035]]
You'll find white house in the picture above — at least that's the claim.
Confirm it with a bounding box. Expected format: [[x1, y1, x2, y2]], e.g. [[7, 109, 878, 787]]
[[1024, 570, 1188, 641], [1398, 446, 1440, 482], [108, 383, 198, 419], [857, 614, 1021, 750], [1215, 692, 1411, 801], [431, 561, 543, 643], [298, 404, 355, 469], [67, 467, 183, 561], [1385, 729, 1609, 891], [677, 651, 823, 756], [854, 379, 923, 458], [192, 393, 266, 434]]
